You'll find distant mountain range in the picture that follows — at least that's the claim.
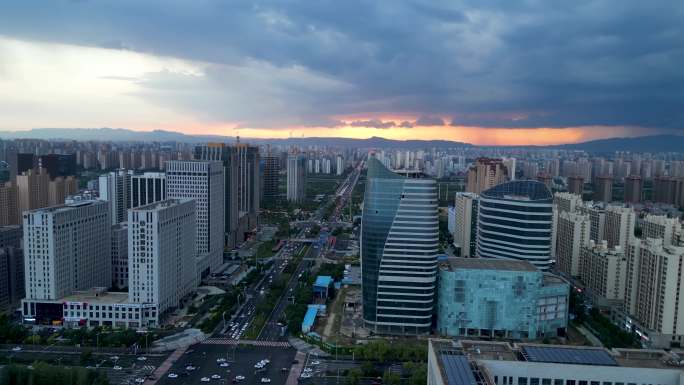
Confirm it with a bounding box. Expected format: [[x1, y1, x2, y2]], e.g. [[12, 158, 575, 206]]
[[1, 127, 683, 152], [0, 128, 471, 149], [547, 134, 684, 153]]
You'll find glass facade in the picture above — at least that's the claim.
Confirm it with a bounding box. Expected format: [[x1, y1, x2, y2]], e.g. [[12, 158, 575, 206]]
[[361, 156, 438, 334], [437, 260, 569, 339], [477, 180, 553, 269]]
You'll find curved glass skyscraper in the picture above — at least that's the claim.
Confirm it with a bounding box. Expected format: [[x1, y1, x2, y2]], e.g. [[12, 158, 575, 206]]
[[477, 180, 553, 270], [361, 156, 438, 334]]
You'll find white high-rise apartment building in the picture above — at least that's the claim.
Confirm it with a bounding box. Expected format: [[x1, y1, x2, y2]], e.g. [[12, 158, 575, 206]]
[[553, 211, 591, 277], [625, 238, 684, 347], [166, 160, 224, 278], [553, 192, 583, 213], [604, 205, 635, 252], [23, 200, 111, 300], [453, 192, 478, 258], [582, 204, 606, 245], [99, 169, 133, 225], [642, 214, 681, 246], [128, 199, 196, 321], [580, 240, 627, 305], [336, 155, 344, 176]]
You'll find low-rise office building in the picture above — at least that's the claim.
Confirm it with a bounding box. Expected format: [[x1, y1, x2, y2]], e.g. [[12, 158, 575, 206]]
[[437, 258, 569, 340]]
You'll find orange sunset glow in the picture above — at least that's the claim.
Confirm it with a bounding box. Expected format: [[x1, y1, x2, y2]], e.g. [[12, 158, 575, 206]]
[[148, 122, 657, 146]]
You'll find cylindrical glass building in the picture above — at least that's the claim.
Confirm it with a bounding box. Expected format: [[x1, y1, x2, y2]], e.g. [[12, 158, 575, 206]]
[[477, 180, 553, 270]]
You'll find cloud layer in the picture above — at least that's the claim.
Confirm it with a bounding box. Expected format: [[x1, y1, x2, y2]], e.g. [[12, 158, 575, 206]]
[[1, 0, 683, 133]]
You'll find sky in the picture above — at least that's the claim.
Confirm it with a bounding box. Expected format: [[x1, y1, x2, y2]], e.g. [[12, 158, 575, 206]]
[[0, 1, 683, 145]]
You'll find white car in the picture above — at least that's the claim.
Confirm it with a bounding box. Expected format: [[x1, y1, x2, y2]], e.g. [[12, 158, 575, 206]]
[[211, 375, 221, 379], [111, 356, 120, 361], [168, 373, 179, 379], [137, 356, 147, 361], [254, 362, 264, 369], [220, 362, 230, 368], [113, 366, 123, 371], [201, 377, 211, 382], [262, 359, 270, 364], [235, 375, 245, 380], [300, 373, 312, 379], [216, 358, 227, 363], [135, 378, 145, 383], [310, 360, 320, 365], [303, 368, 313, 373], [260, 378, 271, 383], [186, 366, 197, 371], [11, 346, 22, 352]]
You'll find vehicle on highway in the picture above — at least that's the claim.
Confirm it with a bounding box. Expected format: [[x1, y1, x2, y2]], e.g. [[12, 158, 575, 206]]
[[260, 378, 271, 383], [113, 366, 123, 371], [219, 362, 230, 368], [168, 373, 178, 379], [201, 377, 211, 382], [233, 375, 245, 383], [12, 346, 22, 352], [211, 374, 221, 379], [186, 365, 197, 371], [216, 358, 227, 363]]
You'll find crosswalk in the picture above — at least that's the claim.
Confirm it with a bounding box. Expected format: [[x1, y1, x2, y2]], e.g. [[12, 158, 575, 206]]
[[202, 338, 291, 348]]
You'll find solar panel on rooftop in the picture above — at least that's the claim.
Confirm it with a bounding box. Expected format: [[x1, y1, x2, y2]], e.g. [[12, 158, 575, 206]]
[[440, 354, 478, 385], [522, 346, 618, 366]]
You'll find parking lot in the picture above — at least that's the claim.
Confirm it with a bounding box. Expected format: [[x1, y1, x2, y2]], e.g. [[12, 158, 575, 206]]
[[155, 343, 297, 385]]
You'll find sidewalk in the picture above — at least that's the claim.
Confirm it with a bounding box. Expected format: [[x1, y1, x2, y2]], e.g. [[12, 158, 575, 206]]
[[288, 337, 329, 357], [285, 351, 307, 385]]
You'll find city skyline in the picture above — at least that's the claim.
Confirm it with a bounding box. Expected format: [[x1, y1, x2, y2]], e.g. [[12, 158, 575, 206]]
[[1, 1, 683, 145]]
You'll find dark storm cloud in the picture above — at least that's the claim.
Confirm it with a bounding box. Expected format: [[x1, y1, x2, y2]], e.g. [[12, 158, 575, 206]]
[[415, 116, 446, 126], [348, 119, 397, 129], [1, 0, 683, 130]]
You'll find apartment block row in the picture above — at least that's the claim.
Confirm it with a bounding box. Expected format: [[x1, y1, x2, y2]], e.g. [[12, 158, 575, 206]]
[[551, 192, 684, 347]]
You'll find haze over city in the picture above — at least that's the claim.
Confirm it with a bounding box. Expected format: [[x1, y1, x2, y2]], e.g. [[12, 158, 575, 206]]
[[2, 1, 683, 145]]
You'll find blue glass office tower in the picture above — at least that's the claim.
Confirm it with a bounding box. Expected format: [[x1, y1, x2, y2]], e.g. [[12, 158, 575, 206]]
[[361, 155, 438, 334], [477, 180, 553, 270]]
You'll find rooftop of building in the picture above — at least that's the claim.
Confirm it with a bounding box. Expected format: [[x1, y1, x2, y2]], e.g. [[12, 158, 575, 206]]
[[481, 180, 552, 202], [131, 198, 192, 211], [62, 288, 130, 305], [28, 199, 106, 214], [314, 275, 333, 288], [430, 339, 684, 377], [542, 273, 567, 286], [441, 257, 538, 273]]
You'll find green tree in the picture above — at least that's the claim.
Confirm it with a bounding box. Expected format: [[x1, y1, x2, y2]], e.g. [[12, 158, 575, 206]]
[[409, 364, 427, 385], [360, 361, 375, 376], [346, 369, 362, 385], [383, 371, 401, 385]]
